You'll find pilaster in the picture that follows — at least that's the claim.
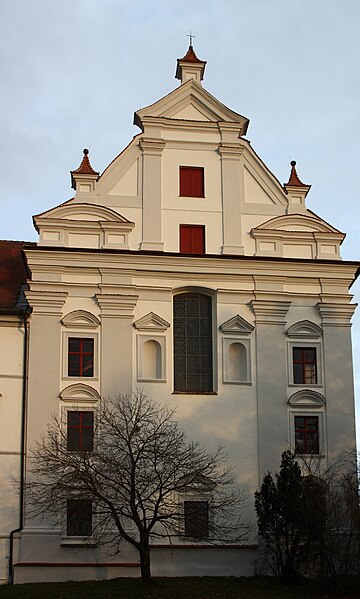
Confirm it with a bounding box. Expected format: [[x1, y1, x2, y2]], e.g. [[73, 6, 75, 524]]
[[25, 291, 68, 450], [317, 302, 357, 455], [96, 294, 138, 396], [139, 138, 166, 251], [251, 300, 291, 478], [218, 143, 245, 255]]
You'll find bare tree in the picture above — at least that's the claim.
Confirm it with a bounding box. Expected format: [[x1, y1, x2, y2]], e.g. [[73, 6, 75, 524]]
[[26, 391, 250, 585]]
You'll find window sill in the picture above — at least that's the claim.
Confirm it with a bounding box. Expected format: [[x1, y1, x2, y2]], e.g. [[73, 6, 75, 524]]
[[295, 453, 325, 459], [223, 380, 252, 385], [178, 195, 205, 199], [289, 383, 322, 388], [137, 378, 166, 383], [172, 391, 218, 395], [61, 536, 97, 547]]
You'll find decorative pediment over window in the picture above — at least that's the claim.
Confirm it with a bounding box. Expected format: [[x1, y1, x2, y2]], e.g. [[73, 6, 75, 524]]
[[61, 310, 100, 329], [286, 320, 322, 339], [288, 389, 326, 407], [59, 383, 100, 402], [34, 203, 135, 250], [177, 473, 216, 492], [133, 312, 170, 332], [219, 315, 254, 335], [251, 213, 344, 260]]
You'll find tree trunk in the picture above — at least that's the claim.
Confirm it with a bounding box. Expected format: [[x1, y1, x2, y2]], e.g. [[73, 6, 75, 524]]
[[139, 540, 152, 585]]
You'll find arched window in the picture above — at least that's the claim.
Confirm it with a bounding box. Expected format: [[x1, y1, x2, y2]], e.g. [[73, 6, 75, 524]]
[[173, 293, 213, 393]]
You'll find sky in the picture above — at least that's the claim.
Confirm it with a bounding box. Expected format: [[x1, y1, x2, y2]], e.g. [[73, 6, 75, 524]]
[[1, 0, 359, 439]]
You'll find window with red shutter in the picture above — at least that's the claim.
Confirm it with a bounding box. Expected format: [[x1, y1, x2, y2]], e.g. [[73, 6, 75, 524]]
[[180, 225, 205, 254], [179, 166, 204, 197]]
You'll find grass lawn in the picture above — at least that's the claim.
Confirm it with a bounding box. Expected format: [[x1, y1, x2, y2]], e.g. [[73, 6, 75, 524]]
[[0, 577, 359, 599]]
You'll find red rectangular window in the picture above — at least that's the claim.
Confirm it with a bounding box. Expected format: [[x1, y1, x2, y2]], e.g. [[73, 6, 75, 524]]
[[293, 347, 317, 384], [68, 338, 94, 377], [67, 411, 94, 451], [179, 166, 204, 197], [180, 225, 205, 254], [295, 416, 319, 454], [184, 501, 209, 538]]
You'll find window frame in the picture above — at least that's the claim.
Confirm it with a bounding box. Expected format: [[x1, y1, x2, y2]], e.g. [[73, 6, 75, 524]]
[[288, 409, 325, 457], [294, 415, 320, 455], [287, 341, 322, 387], [179, 166, 205, 198], [183, 500, 209, 539], [62, 498, 94, 544], [62, 332, 98, 380], [173, 291, 215, 394], [179, 224, 206, 255], [66, 410, 94, 452]]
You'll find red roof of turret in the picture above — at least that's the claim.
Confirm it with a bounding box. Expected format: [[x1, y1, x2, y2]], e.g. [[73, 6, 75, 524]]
[[179, 45, 204, 64], [286, 160, 308, 187], [71, 149, 99, 176]]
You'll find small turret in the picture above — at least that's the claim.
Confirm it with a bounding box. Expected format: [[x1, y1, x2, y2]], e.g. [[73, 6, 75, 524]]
[[284, 160, 311, 214]]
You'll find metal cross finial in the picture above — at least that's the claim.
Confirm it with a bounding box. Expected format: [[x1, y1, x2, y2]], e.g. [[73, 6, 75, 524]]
[[187, 31, 195, 46]]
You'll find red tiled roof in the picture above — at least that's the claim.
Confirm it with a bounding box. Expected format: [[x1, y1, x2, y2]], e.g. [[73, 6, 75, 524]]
[[0, 241, 33, 311], [178, 45, 204, 64], [286, 160, 308, 187], [71, 149, 99, 176]]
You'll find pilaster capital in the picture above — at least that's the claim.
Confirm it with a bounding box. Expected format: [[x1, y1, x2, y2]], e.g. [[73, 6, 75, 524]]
[[250, 300, 291, 324], [217, 143, 244, 159], [25, 291, 68, 315], [317, 302, 357, 326], [139, 138, 166, 156], [96, 294, 139, 318]]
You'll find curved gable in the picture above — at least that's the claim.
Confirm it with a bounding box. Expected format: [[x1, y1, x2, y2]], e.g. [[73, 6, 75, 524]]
[[251, 213, 344, 260], [34, 203, 135, 250]]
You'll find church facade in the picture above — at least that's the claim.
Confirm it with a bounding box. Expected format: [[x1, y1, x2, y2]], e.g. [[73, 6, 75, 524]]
[[0, 45, 358, 583]]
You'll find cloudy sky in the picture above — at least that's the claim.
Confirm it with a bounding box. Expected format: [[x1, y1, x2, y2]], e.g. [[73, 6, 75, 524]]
[[1, 0, 359, 438]]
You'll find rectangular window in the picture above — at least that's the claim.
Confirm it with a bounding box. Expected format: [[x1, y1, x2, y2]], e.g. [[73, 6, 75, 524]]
[[179, 166, 204, 197], [68, 338, 94, 377], [294, 416, 319, 454], [184, 501, 209, 538], [180, 225, 205, 254], [293, 347, 317, 384], [67, 499, 92, 536], [67, 411, 94, 451]]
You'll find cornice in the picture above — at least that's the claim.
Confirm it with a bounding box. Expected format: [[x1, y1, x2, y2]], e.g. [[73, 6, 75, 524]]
[[139, 138, 166, 155]]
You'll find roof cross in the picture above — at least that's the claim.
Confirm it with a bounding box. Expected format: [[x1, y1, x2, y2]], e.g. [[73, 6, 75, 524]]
[[187, 31, 195, 46]]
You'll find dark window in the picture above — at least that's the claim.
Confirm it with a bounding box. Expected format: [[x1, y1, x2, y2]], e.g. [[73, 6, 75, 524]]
[[179, 166, 204, 197], [295, 416, 319, 454], [184, 501, 209, 538], [293, 347, 317, 384], [68, 338, 94, 377], [67, 411, 94, 451], [173, 293, 213, 393], [67, 499, 92, 536], [180, 225, 205, 254]]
